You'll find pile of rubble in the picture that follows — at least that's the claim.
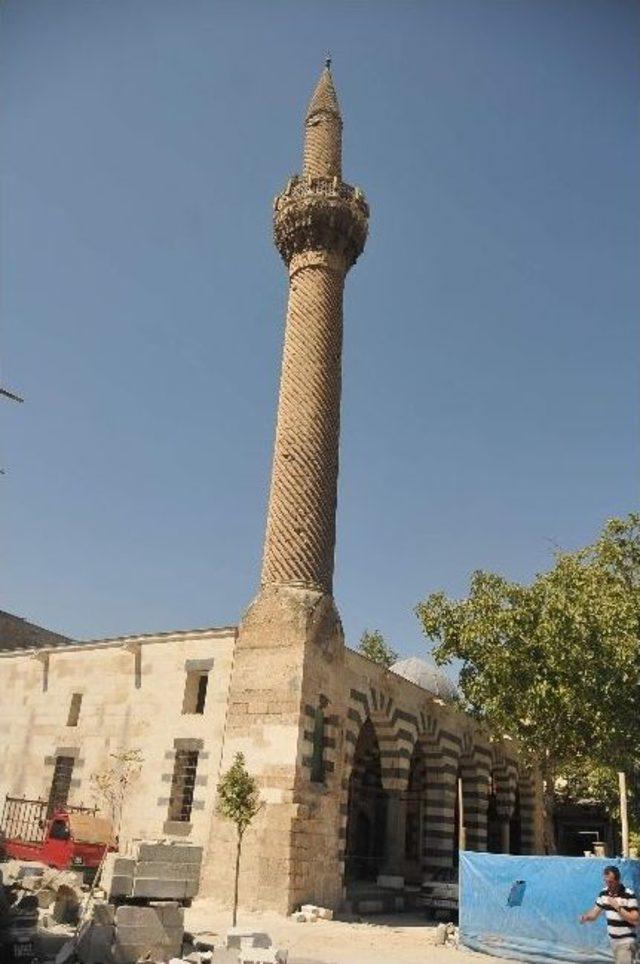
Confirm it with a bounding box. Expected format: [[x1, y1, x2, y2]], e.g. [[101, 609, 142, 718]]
[[289, 903, 333, 924], [433, 921, 459, 948], [56, 900, 188, 963], [2, 861, 85, 924], [0, 841, 294, 964]]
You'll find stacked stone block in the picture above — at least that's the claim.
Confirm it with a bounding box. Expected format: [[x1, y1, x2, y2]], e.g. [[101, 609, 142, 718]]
[[101, 842, 202, 902]]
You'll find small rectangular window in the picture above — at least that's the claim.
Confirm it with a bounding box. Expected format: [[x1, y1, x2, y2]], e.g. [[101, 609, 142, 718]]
[[310, 708, 325, 783], [66, 694, 83, 727], [47, 756, 75, 816], [182, 671, 209, 714], [195, 674, 208, 714], [167, 750, 199, 823]]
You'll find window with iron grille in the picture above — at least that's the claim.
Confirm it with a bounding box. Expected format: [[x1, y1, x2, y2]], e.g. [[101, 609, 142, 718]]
[[66, 693, 83, 727], [167, 750, 199, 822], [47, 755, 75, 816]]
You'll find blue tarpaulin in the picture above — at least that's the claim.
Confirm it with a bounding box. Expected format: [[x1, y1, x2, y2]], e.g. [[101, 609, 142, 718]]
[[459, 852, 640, 963]]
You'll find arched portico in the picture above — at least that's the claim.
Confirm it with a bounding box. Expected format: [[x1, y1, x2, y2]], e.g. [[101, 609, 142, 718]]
[[344, 718, 387, 882]]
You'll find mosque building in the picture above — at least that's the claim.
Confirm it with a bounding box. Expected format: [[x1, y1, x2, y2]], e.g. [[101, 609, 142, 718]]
[[0, 66, 543, 914]]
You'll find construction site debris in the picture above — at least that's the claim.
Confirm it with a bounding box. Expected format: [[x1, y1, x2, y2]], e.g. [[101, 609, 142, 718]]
[[101, 843, 203, 903], [226, 926, 271, 949], [290, 903, 332, 923]]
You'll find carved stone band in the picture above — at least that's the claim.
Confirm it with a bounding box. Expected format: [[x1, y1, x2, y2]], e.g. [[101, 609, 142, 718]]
[[289, 250, 347, 279]]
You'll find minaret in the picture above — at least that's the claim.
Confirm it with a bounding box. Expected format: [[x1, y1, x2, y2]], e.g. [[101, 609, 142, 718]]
[[262, 63, 369, 592], [206, 65, 368, 916]]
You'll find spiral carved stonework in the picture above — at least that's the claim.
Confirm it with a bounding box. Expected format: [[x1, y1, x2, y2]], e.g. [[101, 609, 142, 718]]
[[260, 68, 369, 594]]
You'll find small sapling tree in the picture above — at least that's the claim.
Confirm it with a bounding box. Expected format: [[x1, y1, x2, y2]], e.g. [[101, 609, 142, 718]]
[[358, 629, 398, 668], [90, 747, 144, 841], [216, 752, 260, 926]]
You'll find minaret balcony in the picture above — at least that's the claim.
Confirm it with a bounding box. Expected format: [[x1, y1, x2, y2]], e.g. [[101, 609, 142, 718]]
[[273, 175, 369, 271]]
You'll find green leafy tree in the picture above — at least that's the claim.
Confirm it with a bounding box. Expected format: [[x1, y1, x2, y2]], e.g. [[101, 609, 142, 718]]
[[216, 753, 261, 926], [556, 761, 640, 836], [358, 629, 398, 668], [415, 515, 640, 851]]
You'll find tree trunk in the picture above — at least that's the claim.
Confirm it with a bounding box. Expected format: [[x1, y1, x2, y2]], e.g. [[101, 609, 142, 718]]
[[541, 762, 557, 855], [232, 831, 242, 927]]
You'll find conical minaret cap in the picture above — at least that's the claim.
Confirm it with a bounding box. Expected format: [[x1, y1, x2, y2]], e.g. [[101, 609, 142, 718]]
[[306, 66, 342, 122], [303, 64, 342, 179]]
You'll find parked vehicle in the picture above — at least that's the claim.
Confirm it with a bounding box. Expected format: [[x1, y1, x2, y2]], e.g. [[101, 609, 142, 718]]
[[0, 796, 115, 872]]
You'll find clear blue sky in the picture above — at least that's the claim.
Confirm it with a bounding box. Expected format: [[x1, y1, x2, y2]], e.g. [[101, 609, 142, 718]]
[[1, 1, 638, 662]]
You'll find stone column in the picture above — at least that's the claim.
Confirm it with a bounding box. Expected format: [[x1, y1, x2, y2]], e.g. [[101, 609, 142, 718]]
[[499, 818, 511, 854], [379, 792, 406, 883]]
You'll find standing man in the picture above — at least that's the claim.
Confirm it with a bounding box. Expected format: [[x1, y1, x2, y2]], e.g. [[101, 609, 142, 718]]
[[580, 865, 638, 963]]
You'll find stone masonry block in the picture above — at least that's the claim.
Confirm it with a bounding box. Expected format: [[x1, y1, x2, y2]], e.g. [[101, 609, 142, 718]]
[[185, 879, 200, 898], [148, 901, 184, 925], [107, 875, 134, 899], [135, 860, 201, 881], [92, 902, 116, 925], [115, 925, 183, 944], [132, 878, 187, 900], [115, 904, 183, 929], [113, 940, 181, 964], [75, 920, 116, 964], [136, 842, 202, 865]]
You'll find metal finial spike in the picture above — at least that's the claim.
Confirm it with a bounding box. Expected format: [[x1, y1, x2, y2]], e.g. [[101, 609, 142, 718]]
[[325, 53, 332, 71]]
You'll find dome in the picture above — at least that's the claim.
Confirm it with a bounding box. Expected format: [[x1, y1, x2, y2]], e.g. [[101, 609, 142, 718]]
[[389, 655, 458, 701]]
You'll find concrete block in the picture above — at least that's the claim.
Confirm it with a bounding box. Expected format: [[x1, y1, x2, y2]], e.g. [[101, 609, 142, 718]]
[[132, 877, 187, 899]]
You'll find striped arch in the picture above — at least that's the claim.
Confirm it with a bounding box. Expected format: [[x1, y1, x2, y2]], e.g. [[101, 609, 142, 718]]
[[490, 746, 519, 820], [416, 720, 460, 875], [342, 686, 419, 792], [516, 766, 539, 855], [337, 685, 411, 875]]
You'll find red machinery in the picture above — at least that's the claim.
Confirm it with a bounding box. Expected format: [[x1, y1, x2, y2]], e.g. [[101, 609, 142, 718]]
[[1, 796, 115, 871]]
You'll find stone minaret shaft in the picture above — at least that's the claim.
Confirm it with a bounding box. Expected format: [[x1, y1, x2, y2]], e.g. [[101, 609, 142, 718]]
[[262, 67, 368, 593]]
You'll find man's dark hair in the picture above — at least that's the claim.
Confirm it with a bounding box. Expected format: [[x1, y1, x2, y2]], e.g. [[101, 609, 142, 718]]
[[604, 865, 621, 880]]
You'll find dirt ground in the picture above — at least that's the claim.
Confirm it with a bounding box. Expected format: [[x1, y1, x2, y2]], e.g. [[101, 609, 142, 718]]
[[185, 900, 514, 964]]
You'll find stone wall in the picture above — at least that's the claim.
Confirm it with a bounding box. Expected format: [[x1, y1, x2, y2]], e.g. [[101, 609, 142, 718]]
[[0, 623, 544, 913], [0, 626, 235, 850]]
